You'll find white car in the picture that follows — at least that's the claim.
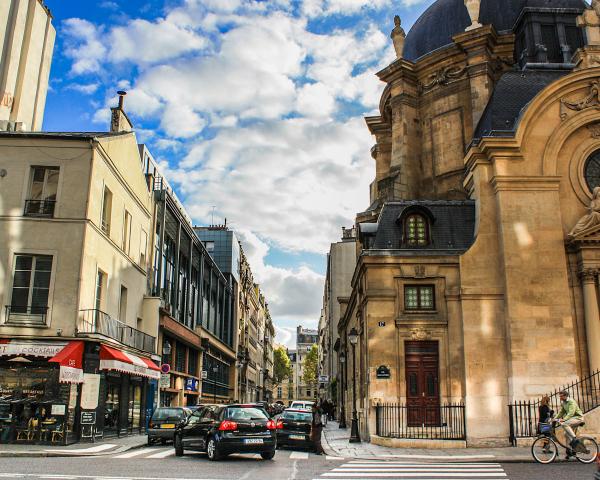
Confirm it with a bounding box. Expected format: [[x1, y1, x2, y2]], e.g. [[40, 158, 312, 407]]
[[289, 400, 315, 410]]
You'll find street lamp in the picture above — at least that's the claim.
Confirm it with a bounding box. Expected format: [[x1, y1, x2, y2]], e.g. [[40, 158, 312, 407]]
[[348, 328, 361, 443], [338, 350, 347, 429], [212, 364, 219, 404]]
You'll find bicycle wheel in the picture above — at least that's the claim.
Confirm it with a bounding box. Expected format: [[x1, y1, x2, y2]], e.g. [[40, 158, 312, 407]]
[[575, 436, 599, 464], [531, 436, 558, 464]]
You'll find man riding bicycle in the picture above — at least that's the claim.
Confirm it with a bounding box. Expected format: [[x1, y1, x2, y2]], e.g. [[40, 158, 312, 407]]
[[556, 390, 586, 458]]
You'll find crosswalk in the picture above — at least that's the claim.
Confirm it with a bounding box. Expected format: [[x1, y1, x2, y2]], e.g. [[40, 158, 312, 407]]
[[314, 461, 509, 480], [109, 447, 343, 461]]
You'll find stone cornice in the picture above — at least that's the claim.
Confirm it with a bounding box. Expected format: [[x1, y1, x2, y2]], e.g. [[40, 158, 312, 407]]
[[491, 176, 561, 193], [365, 116, 391, 135], [376, 59, 417, 84]]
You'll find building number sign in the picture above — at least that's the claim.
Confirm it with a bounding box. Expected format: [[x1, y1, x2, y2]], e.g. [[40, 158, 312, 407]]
[[378, 321, 386, 327]]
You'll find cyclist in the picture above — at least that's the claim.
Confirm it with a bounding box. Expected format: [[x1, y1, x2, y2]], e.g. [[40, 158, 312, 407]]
[[555, 390, 586, 458]]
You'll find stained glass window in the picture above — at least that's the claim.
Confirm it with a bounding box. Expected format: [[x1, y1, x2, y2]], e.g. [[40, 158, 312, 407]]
[[406, 214, 429, 246], [585, 150, 600, 192]]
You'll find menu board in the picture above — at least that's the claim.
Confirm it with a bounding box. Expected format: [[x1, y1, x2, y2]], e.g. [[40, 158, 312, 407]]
[[80, 374, 100, 410]]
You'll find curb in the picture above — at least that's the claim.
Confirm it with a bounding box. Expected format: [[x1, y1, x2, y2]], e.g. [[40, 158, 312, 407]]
[[0, 441, 147, 458], [321, 428, 537, 464]]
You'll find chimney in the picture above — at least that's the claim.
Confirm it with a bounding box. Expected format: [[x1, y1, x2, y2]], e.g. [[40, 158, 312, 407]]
[[110, 91, 133, 133]]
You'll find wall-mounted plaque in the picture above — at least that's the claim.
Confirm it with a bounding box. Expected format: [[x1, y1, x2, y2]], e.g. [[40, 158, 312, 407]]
[[376, 365, 391, 379]]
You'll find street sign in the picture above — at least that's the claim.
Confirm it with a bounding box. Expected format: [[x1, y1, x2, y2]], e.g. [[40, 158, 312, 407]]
[[376, 365, 391, 379], [160, 364, 171, 374], [160, 373, 170, 388], [201, 370, 208, 380], [318, 375, 329, 383]]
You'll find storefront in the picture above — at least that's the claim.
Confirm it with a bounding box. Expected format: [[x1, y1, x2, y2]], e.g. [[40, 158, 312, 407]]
[[0, 340, 79, 445]]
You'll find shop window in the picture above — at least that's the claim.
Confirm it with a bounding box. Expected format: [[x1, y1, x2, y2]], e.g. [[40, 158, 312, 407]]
[[404, 285, 435, 311], [101, 187, 112, 235], [24, 166, 59, 217], [7, 255, 53, 325], [405, 214, 429, 247]]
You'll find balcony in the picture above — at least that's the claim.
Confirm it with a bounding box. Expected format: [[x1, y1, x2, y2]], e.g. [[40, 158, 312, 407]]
[[77, 309, 156, 354], [23, 200, 56, 218], [4, 305, 48, 326]]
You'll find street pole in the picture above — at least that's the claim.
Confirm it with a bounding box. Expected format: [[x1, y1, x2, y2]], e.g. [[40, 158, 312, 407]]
[[348, 328, 361, 443], [339, 350, 347, 429]]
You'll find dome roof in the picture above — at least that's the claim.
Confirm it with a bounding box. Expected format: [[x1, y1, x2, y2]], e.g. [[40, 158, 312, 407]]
[[403, 0, 587, 62]]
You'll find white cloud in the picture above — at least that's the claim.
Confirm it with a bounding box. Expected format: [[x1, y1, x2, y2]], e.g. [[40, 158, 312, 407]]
[[65, 82, 100, 95], [62, 18, 106, 75], [301, 0, 392, 18]]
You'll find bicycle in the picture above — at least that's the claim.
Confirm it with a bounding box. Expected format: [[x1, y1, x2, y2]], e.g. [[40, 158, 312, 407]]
[[531, 420, 599, 464]]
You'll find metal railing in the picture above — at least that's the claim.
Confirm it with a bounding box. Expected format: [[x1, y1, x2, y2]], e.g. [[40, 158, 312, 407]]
[[4, 305, 48, 325], [375, 403, 466, 440], [508, 370, 600, 445], [23, 200, 56, 217], [77, 309, 156, 354]]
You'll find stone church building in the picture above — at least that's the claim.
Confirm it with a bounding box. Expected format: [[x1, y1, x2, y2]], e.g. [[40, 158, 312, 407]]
[[339, 0, 600, 447]]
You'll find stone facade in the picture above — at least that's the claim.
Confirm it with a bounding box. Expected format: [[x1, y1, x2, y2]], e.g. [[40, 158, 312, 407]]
[[339, 0, 600, 447]]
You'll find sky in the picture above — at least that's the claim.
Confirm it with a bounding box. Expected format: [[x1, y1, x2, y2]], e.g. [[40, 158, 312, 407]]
[[42, 0, 436, 347]]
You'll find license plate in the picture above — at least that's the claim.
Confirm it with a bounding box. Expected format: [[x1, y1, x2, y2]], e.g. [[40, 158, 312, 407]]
[[289, 435, 305, 440], [244, 438, 263, 444], [161, 424, 175, 429]]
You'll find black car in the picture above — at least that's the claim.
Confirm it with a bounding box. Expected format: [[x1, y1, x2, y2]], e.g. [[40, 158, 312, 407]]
[[276, 409, 312, 449], [174, 404, 278, 461], [148, 407, 191, 445]]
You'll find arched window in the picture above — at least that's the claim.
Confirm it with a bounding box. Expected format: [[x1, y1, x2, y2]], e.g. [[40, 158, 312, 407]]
[[584, 149, 600, 193], [405, 214, 429, 247]]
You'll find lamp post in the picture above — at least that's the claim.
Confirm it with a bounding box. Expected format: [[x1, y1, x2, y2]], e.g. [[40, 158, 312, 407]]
[[212, 364, 219, 404], [338, 350, 347, 429], [160, 339, 172, 407], [348, 328, 361, 443]]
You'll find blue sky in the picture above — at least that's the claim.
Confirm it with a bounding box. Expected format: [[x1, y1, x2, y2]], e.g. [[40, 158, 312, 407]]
[[42, 0, 435, 347]]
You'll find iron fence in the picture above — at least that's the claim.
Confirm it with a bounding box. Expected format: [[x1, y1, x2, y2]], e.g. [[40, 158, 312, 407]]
[[77, 309, 156, 354], [508, 369, 600, 445], [375, 403, 466, 440]]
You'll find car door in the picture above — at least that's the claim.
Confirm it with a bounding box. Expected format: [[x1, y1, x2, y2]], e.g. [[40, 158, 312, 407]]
[[180, 408, 207, 451]]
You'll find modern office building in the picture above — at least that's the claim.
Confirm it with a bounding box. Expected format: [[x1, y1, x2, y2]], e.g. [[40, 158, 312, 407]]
[[0, 0, 55, 131]]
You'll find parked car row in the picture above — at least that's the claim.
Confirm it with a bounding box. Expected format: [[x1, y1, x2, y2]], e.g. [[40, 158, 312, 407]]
[[147, 401, 316, 461]]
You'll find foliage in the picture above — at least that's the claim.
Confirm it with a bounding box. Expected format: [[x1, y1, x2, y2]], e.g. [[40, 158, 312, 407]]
[[273, 346, 292, 384], [301, 344, 319, 386]]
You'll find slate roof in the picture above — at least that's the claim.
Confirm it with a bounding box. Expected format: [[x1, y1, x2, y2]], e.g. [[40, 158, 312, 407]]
[[363, 200, 476, 255], [0, 131, 130, 140], [473, 69, 569, 139], [404, 0, 586, 62]]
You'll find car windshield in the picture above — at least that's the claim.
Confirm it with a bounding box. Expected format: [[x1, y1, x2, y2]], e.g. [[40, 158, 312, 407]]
[[224, 407, 268, 421], [152, 408, 186, 420], [282, 411, 312, 422]]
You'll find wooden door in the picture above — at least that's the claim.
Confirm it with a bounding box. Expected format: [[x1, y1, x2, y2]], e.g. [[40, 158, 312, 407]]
[[405, 341, 440, 427]]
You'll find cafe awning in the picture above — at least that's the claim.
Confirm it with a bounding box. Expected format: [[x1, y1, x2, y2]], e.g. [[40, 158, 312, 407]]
[[99, 345, 160, 380], [49, 341, 85, 384]]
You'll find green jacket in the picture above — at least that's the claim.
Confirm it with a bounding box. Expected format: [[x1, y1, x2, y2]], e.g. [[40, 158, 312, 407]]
[[556, 398, 584, 421]]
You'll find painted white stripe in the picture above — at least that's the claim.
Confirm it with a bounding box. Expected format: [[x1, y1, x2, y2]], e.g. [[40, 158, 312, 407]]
[[113, 448, 158, 458], [0, 476, 222, 480], [145, 448, 175, 459], [45, 443, 117, 454], [321, 474, 506, 478], [347, 462, 501, 466], [326, 455, 345, 460], [341, 464, 503, 468], [290, 451, 310, 459], [381, 454, 496, 460], [331, 468, 505, 473]]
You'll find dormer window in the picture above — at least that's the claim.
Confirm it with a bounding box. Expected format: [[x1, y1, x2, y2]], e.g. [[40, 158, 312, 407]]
[[405, 214, 429, 247]]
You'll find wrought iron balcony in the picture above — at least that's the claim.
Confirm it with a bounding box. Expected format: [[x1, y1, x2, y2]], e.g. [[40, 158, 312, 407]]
[[4, 305, 48, 325], [23, 200, 56, 217], [77, 309, 156, 354]]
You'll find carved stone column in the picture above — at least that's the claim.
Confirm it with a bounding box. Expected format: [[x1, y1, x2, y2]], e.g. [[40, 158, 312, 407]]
[[581, 268, 600, 372]]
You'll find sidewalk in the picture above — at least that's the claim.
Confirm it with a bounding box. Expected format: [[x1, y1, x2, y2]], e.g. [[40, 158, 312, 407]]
[[321, 421, 533, 463], [0, 434, 148, 457]]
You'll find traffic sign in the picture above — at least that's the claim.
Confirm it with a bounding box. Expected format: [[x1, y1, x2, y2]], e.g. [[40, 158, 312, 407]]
[[318, 375, 329, 383], [201, 370, 208, 379], [160, 364, 171, 374], [160, 373, 170, 388]]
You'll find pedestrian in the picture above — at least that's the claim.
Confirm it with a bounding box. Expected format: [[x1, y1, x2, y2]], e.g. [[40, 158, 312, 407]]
[[310, 403, 324, 455]]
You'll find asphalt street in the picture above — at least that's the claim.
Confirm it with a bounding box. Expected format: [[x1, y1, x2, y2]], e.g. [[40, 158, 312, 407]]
[[0, 445, 596, 480]]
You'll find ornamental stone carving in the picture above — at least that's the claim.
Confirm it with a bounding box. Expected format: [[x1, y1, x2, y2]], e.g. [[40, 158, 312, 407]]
[[391, 15, 406, 60], [464, 0, 482, 31], [577, 2, 600, 46], [420, 65, 467, 91], [560, 80, 600, 120], [588, 123, 600, 139], [410, 327, 431, 341], [568, 186, 600, 239], [579, 268, 599, 282]]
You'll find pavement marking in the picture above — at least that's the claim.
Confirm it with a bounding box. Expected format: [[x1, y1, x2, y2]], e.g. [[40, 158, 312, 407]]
[[321, 474, 506, 478], [345, 463, 503, 467], [382, 454, 497, 460], [326, 455, 345, 461], [0, 476, 223, 480], [113, 448, 158, 459], [145, 448, 175, 459], [289, 451, 310, 460], [44, 444, 117, 454]]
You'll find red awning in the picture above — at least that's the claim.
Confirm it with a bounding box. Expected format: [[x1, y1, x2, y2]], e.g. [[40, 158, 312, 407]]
[[49, 341, 85, 384], [99, 345, 160, 380]]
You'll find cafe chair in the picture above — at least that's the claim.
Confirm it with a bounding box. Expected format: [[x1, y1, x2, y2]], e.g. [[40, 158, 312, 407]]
[[51, 423, 65, 443]]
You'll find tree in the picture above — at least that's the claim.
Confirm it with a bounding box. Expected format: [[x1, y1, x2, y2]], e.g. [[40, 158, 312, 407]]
[[273, 346, 292, 384], [301, 344, 319, 389]]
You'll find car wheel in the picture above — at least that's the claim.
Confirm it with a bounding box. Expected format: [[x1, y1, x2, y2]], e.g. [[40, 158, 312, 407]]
[[261, 450, 276, 460], [206, 437, 221, 461], [161, 438, 167, 445], [147, 436, 154, 446], [174, 434, 184, 457]]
